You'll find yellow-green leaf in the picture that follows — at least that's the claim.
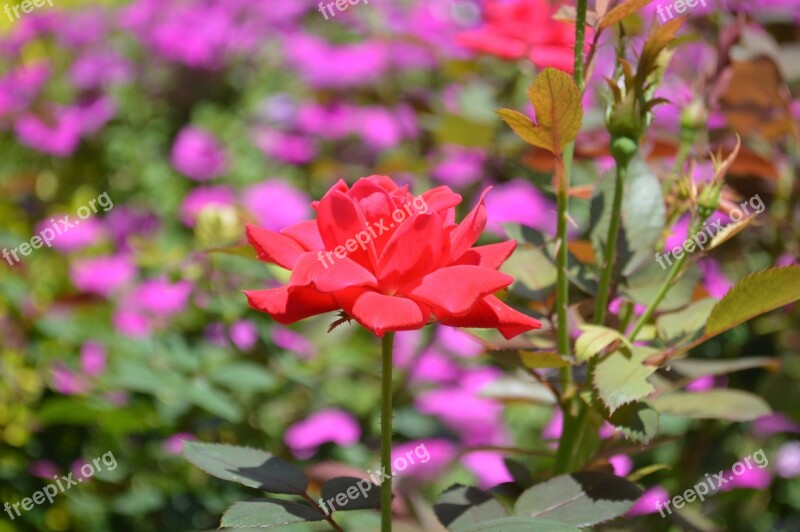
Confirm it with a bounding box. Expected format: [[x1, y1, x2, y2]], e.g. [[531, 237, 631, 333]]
[[520, 351, 571, 369], [599, 0, 654, 30], [497, 68, 583, 155], [575, 325, 631, 362], [594, 346, 657, 413], [705, 266, 800, 338], [636, 16, 685, 88], [527, 68, 583, 153], [496, 108, 553, 152]]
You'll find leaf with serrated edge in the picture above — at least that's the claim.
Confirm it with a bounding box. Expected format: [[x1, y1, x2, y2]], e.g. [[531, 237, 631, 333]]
[[600, 0, 654, 29], [497, 109, 553, 152], [594, 347, 657, 413], [514, 472, 642, 527], [651, 389, 771, 421], [607, 401, 659, 444], [435, 484, 508, 530], [705, 266, 800, 337], [321, 477, 381, 512], [576, 325, 631, 362], [220, 498, 325, 528], [456, 516, 580, 532], [527, 68, 583, 153], [183, 442, 307, 494]]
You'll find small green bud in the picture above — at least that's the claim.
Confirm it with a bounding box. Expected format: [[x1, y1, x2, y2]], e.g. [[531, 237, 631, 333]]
[[698, 183, 721, 221], [611, 136, 638, 166]]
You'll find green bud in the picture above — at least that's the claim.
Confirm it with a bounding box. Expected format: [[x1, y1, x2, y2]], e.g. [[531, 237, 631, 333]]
[[611, 136, 638, 166], [698, 183, 721, 221]]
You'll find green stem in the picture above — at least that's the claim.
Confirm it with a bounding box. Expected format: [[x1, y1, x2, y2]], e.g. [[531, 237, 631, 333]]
[[553, 0, 588, 474], [593, 163, 627, 326], [380, 332, 395, 532], [628, 220, 702, 341]]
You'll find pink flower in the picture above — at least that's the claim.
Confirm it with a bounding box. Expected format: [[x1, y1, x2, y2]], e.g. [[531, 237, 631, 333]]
[[35, 216, 105, 252], [179, 186, 236, 226], [461, 451, 513, 489], [242, 180, 311, 232], [80, 342, 106, 377], [609, 454, 633, 477], [285, 409, 361, 459], [410, 348, 461, 384], [775, 442, 800, 478], [171, 126, 228, 181], [70, 254, 137, 296], [719, 466, 772, 491], [271, 326, 316, 359], [484, 179, 558, 237], [751, 413, 800, 438], [126, 278, 193, 319], [163, 433, 196, 455], [436, 325, 483, 358], [391, 439, 457, 481], [51, 365, 90, 395], [230, 320, 258, 351], [627, 486, 670, 516]]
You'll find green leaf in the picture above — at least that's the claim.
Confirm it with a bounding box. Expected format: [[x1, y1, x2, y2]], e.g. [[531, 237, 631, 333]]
[[520, 351, 571, 369], [651, 389, 771, 421], [705, 266, 800, 338], [575, 325, 631, 363], [183, 442, 308, 494], [186, 379, 242, 422], [501, 245, 557, 293], [212, 363, 278, 394], [623, 260, 701, 312], [480, 376, 558, 405], [456, 516, 580, 532], [498, 68, 583, 154], [514, 472, 642, 527], [434, 485, 508, 531], [656, 298, 717, 341], [606, 401, 659, 444], [594, 346, 657, 413], [220, 498, 326, 528], [320, 477, 381, 512], [669, 357, 780, 378]]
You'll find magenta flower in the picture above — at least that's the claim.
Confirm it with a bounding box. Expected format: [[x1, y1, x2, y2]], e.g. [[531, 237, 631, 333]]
[[484, 179, 558, 236], [36, 216, 105, 252], [80, 342, 106, 377], [171, 126, 228, 181], [627, 486, 670, 516], [230, 320, 258, 351], [241, 180, 311, 232], [284, 409, 361, 459], [436, 325, 483, 358], [179, 186, 236, 226], [461, 451, 513, 489], [163, 433, 196, 455], [390, 439, 457, 481], [271, 326, 316, 359], [775, 442, 800, 478], [70, 254, 137, 296]]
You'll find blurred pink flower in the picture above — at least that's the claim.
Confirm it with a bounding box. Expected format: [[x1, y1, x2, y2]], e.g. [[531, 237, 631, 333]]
[[775, 442, 800, 478], [698, 259, 732, 299], [80, 342, 106, 377], [179, 185, 236, 226], [461, 451, 513, 489], [751, 414, 800, 438], [51, 365, 90, 395], [272, 326, 316, 359], [242, 180, 311, 232], [163, 432, 196, 455], [627, 485, 670, 516], [113, 308, 152, 338], [436, 325, 483, 358], [70, 254, 136, 296], [252, 128, 318, 164], [171, 126, 228, 181], [431, 145, 486, 188], [542, 409, 563, 441], [391, 439, 457, 481], [719, 466, 772, 491], [285, 409, 361, 459], [36, 216, 105, 252], [609, 454, 633, 477], [29, 460, 59, 479], [126, 278, 193, 319], [410, 348, 461, 384], [230, 320, 258, 351], [484, 179, 557, 236]]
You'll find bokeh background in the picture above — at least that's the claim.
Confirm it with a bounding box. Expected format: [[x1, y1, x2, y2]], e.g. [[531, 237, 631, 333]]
[[2, 0, 800, 530]]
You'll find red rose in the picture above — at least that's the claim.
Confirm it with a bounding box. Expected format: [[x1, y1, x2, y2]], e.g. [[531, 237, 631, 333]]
[[244, 175, 542, 338], [457, 0, 584, 72]]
